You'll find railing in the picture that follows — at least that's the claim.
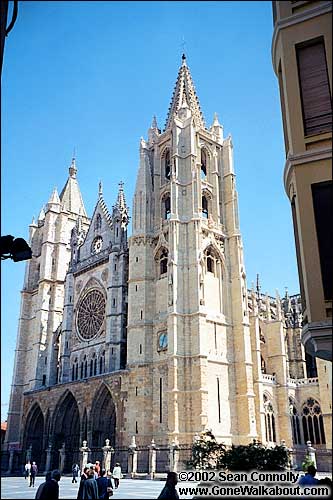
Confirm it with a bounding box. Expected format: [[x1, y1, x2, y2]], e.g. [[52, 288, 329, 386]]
[[287, 377, 319, 386], [262, 374, 276, 384]]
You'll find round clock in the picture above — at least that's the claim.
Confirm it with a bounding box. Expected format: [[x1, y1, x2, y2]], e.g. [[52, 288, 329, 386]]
[[92, 236, 103, 254], [158, 332, 168, 350], [76, 288, 106, 341]]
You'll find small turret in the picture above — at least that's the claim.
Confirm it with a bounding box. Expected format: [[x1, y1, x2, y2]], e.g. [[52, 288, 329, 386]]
[[210, 112, 223, 141], [47, 187, 61, 212]]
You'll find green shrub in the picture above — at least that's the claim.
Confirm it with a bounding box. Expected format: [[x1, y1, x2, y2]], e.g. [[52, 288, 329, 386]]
[[188, 432, 289, 471], [301, 455, 315, 472]]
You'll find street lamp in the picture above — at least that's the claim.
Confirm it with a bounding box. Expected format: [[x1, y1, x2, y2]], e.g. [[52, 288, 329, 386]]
[[0, 235, 32, 262]]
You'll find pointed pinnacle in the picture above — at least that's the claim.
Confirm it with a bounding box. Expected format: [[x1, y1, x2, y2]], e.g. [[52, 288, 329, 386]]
[[69, 157, 77, 178], [151, 115, 158, 129], [48, 187, 60, 204]]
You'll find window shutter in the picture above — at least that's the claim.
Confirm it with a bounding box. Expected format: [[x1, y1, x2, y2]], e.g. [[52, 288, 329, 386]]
[[297, 41, 332, 136]]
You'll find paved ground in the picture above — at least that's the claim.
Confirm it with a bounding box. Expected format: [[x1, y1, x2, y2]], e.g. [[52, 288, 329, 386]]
[[0, 476, 193, 499]]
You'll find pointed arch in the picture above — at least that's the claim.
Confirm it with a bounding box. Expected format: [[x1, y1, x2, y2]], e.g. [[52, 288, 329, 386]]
[[89, 383, 117, 448], [51, 390, 80, 471], [23, 403, 45, 467]]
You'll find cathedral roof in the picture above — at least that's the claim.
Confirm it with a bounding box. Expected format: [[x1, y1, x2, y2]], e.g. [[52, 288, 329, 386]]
[[60, 158, 87, 216], [164, 54, 206, 131]]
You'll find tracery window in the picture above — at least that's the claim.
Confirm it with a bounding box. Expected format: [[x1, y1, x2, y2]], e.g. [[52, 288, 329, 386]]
[[264, 394, 276, 443], [165, 150, 171, 180], [289, 398, 301, 445], [162, 195, 171, 220], [76, 289, 106, 341], [160, 249, 168, 276], [301, 398, 325, 445], [201, 149, 207, 179], [72, 358, 78, 381], [204, 247, 219, 276], [202, 195, 208, 218], [99, 351, 105, 374]]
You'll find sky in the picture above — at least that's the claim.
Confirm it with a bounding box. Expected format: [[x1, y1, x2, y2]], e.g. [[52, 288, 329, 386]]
[[1, 1, 300, 421]]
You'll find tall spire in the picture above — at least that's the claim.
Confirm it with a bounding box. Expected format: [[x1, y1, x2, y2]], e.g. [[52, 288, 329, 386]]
[[59, 157, 87, 216], [164, 54, 205, 131]]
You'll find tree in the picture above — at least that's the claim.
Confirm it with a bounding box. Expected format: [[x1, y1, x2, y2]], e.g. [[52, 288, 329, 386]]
[[188, 432, 289, 471]]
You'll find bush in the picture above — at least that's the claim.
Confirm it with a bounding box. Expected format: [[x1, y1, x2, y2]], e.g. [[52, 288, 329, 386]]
[[301, 455, 315, 472], [188, 432, 289, 471]]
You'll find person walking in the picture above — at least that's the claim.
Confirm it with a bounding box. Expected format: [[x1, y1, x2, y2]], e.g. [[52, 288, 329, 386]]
[[72, 463, 80, 483], [24, 460, 31, 480], [35, 469, 61, 500], [94, 460, 101, 478], [30, 461, 38, 487], [157, 471, 179, 500], [112, 462, 122, 489], [81, 469, 99, 499], [77, 466, 89, 500], [96, 469, 113, 499]]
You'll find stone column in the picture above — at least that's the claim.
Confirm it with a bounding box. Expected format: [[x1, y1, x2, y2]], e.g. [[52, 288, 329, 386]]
[[44, 443, 53, 474], [306, 441, 317, 468], [102, 439, 114, 473], [58, 443, 66, 474], [169, 439, 180, 472], [148, 439, 157, 479], [128, 436, 137, 478], [6, 449, 15, 474], [26, 444, 32, 463], [80, 440, 90, 471]]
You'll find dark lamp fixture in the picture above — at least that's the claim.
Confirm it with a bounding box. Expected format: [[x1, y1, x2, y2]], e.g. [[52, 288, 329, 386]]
[[0, 235, 32, 262]]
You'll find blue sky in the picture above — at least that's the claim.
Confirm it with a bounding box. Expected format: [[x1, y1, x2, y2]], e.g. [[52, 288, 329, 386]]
[[1, 1, 299, 421]]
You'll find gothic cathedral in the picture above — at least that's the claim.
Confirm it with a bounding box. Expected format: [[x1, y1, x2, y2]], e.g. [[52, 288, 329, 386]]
[[4, 55, 332, 474]]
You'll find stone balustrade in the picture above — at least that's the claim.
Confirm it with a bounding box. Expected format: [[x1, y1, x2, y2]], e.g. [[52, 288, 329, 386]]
[[262, 373, 276, 383], [287, 377, 319, 386]]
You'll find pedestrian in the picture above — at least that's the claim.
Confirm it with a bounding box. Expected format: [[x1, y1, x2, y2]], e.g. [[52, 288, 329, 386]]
[[24, 460, 31, 480], [81, 468, 99, 499], [34, 471, 52, 499], [96, 469, 113, 499], [94, 460, 101, 477], [298, 465, 319, 486], [72, 463, 80, 483], [30, 461, 38, 487], [157, 471, 179, 499], [35, 469, 61, 500], [112, 462, 122, 489], [77, 466, 89, 500]]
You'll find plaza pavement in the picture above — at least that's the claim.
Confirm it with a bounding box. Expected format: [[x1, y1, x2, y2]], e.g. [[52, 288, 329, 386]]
[[0, 476, 193, 499]]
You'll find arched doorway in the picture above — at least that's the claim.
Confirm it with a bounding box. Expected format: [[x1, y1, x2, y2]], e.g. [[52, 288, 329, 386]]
[[51, 391, 80, 472], [90, 384, 116, 448], [24, 404, 45, 469]]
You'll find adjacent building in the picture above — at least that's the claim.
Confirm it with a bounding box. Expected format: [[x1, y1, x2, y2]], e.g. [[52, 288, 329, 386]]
[[272, 1, 332, 361]]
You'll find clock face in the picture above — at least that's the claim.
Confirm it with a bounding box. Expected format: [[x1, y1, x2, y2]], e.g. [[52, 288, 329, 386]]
[[92, 236, 103, 254], [158, 332, 168, 350]]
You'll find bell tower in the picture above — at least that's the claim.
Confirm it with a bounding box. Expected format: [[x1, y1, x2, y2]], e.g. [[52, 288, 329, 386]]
[[127, 54, 257, 445]]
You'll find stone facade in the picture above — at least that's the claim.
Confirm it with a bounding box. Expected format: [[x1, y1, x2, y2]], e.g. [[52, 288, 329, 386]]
[[3, 55, 332, 473]]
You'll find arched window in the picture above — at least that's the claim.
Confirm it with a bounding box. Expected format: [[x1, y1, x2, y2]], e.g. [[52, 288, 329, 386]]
[[165, 150, 171, 180], [202, 195, 208, 218], [72, 358, 78, 381], [99, 351, 105, 374], [163, 195, 171, 220], [84, 356, 87, 378], [204, 247, 218, 276], [201, 149, 207, 179], [301, 398, 325, 445], [94, 356, 97, 376], [80, 362, 83, 379], [289, 398, 301, 445], [261, 355, 266, 374], [72, 364, 75, 381], [264, 394, 276, 443], [90, 359, 93, 377], [94, 213, 102, 231], [75, 363, 78, 380], [160, 249, 168, 275]]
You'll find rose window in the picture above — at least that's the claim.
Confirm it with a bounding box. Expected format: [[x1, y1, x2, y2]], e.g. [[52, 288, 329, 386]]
[[76, 289, 106, 341]]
